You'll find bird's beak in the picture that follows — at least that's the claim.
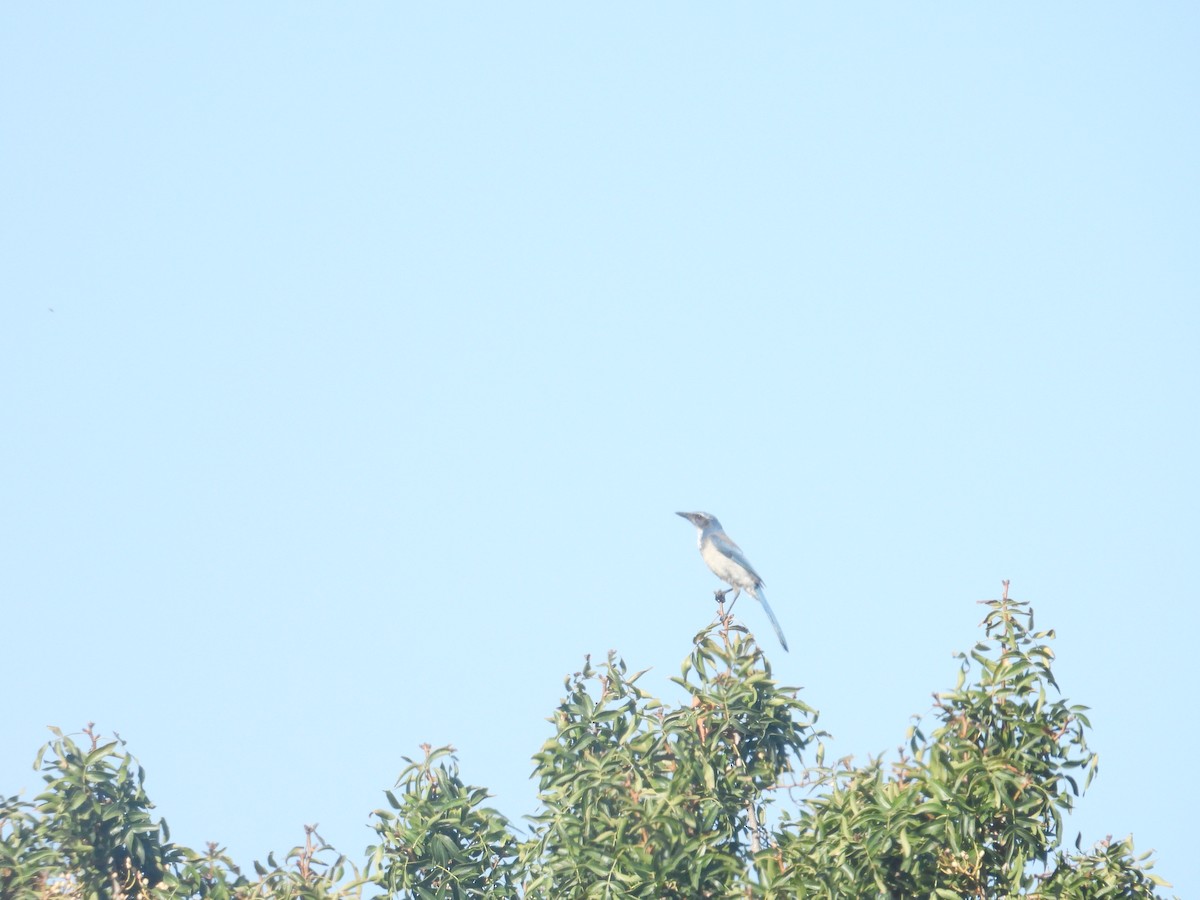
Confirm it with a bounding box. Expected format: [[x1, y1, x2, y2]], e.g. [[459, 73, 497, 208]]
[[676, 511, 690, 520]]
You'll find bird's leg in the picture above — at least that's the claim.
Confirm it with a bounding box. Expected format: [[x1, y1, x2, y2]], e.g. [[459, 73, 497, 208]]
[[725, 589, 742, 616], [714, 588, 733, 632]]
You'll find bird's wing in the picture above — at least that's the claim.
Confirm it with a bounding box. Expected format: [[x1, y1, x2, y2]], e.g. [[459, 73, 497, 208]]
[[709, 532, 764, 584]]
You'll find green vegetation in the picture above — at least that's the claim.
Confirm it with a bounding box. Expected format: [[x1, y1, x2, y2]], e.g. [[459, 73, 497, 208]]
[[0, 588, 1172, 898]]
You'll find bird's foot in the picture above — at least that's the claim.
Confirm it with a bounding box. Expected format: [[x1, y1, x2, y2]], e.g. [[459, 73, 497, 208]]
[[714, 589, 742, 636]]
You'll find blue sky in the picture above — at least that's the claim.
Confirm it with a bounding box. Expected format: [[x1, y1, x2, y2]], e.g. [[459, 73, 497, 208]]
[[3, 3, 1197, 895]]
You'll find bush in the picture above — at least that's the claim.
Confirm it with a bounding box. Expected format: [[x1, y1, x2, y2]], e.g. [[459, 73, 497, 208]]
[[0, 586, 1173, 898]]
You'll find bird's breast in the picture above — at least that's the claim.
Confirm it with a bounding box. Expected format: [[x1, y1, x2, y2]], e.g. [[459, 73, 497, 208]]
[[699, 540, 757, 589]]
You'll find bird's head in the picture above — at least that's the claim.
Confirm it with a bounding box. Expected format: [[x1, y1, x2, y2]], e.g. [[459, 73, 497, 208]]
[[676, 511, 720, 531]]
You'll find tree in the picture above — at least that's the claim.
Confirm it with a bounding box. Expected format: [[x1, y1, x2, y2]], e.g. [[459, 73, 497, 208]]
[[0, 586, 1174, 898]]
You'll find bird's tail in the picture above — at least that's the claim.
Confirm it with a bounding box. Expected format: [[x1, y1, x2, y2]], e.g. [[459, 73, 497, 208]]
[[752, 586, 789, 652]]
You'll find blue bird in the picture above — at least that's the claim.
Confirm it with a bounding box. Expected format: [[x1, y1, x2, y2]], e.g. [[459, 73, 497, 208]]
[[676, 511, 788, 651]]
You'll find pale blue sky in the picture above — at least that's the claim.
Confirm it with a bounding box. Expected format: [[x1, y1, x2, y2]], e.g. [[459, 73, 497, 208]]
[[3, 4, 1196, 895]]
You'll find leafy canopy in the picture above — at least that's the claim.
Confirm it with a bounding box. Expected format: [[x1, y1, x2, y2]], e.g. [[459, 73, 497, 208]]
[[0, 587, 1173, 898]]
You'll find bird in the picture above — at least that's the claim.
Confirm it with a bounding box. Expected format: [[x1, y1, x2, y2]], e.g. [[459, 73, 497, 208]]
[[676, 511, 788, 651]]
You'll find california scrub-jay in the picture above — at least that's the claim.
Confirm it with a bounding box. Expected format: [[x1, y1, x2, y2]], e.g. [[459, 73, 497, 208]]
[[676, 511, 788, 652]]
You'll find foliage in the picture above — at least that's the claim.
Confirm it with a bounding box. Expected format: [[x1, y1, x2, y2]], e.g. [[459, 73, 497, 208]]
[[519, 628, 818, 898], [0, 587, 1174, 898], [767, 594, 1161, 897], [0, 726, 359, 900], [0, 724, 181, 900], [366, 745, 519, 898]]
